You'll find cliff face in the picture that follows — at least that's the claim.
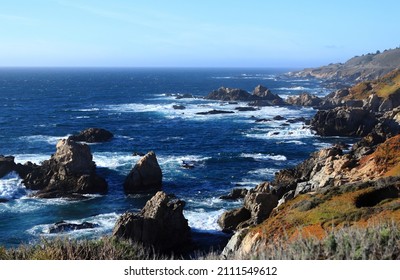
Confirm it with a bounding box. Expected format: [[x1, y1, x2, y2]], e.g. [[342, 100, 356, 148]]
[[288, 48, 400, 84], [221, 70, 400, 259]]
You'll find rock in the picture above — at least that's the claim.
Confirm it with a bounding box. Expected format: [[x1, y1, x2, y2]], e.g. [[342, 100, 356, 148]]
[[205, 87, 252, 101], [124, 151, 162, 194], [196, 109, 235, 115], [172, 105, 186, 110], [219, 188, 248, 200], [0, 198, 9, 203], [221, 228, 249, 258], [112, 191, 191, 251], [175, 94, 194, 99], [286, 117, 307, 123], [286, 93, 322, 107], [48, 221, 98, 233], [273, 115, 286, 121], [244, 191, 279, 224], [0, 156, 16, 178], [252, 85, 272, 98], [68, 128, 113, 143], [17, 139, 108, 198], [310, 107, 377, 137], [235, 106, 259, 112], [248, 98, 285, 107], [218, 207, 251, 232], [255, 118, 271, 123]]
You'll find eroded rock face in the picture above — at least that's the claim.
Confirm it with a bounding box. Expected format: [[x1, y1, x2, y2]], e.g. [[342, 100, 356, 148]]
[[112, 191, 191, 251], [205, 87, 253, 101], [68, 128, 113, 143], [124, 151, 162, 194], [286, 93, 322, 107], [17, 139, 108, 198], [311, 107, 377, 137]]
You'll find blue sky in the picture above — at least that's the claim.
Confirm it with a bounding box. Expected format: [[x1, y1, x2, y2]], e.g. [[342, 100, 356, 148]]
[[0, 0, 399, 67]]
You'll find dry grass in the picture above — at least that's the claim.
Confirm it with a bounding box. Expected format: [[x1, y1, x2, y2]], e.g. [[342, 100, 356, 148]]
[[0, 237, 171, 260]]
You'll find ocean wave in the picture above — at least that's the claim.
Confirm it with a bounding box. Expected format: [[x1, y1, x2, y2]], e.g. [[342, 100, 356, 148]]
[[275, 86, 311, 91], [14, 154, 50, 164], [93, 152, 133, 170], [0, 172, 26, 200], [184, 209, 225, 231], [247, 168, 279, 177], [19, 135, 69, 145], [240, 153, 287, 161], [27, 212, 119, 238], [245, 127, 315, 140]]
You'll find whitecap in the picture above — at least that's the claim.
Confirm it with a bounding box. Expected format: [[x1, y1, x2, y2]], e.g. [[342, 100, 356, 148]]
[[0, 172, 26, 200], [14, 154, 49, 165], [245, 127, 315, 140], [93, 152, 134, 170], [27, 212, 119, 238], [240, 153, 287, 161], [184, 209, 225, 231], [19, 135, 69, 145]]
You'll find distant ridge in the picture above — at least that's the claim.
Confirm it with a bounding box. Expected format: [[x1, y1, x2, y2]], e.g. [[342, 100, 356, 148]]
[[288, 47, 400, 84]]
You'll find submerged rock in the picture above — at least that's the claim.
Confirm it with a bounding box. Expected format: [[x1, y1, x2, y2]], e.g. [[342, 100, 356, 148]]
[[112, 191, 191, 251], [68, 128, 113, 143], [124, 151, 162, 194], [48, 221, 98, 234], [196, 109, 235, 115]]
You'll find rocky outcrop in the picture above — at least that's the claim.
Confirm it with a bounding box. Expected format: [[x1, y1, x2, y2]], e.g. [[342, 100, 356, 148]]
[[124, 151, 162, 194], [0, 156, 16, 178], [17, 139, 108, 198], [218, 182, 278, 232], [286, 93, 322, 107], [219, 188, 248, 200], [310, 107, 377, 137], [205, 85, 286, 106], [112, 191, 191, 251], [68, 128, 113, 143], [205, 87, 253, 101]]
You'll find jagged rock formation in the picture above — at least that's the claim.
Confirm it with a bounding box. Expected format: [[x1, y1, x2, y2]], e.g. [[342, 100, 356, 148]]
[[288, 48, 400, 83], [14, 139, 108, 198], [124, 151, 162, 194], [68, 128, 114, 143], [286, 93, 322, 107], [0, 156, 16, 178], [112, 191, 191, 251], [205, 85, 285, 106]]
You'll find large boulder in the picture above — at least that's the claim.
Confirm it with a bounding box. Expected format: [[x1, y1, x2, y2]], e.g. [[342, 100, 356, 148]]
[[124, 151, 162, 193], [68, 128, 113, 143], [18, 139, 107, 198], [112, 191, 191, 251], [217, 207, 251, 232], [0, 155, 16, 178], [310, 107, 377, 137]]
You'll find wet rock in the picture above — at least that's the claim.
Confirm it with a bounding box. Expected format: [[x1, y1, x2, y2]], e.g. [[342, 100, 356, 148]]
[[49, 221, 98, 233], [205, 87, 252, 101], [172, 105, 186, 110], [196, 109, 235, 115], [68, 128, 113, 143], [112, 191, 191, 251], [124, 151, 162, 194], [0, 155, 16, 178], [235, 106, 259, 112]]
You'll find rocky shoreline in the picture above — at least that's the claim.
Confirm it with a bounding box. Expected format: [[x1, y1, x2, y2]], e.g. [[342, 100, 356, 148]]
[[1, 69, 400, 257]]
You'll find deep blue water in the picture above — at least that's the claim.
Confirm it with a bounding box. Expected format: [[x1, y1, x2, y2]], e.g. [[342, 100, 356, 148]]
[[0, 68, 339, 249]]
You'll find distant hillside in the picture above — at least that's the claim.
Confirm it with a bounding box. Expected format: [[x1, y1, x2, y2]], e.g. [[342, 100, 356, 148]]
[[289, 48, 400, 84]]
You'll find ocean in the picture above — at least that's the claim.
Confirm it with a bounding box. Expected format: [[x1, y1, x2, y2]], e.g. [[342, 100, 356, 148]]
[[0, 67, 339, 249]]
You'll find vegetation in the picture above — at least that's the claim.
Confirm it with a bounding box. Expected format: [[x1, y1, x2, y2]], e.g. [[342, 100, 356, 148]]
[[0, 237, 171, 260], [212, 222, 400, 260]]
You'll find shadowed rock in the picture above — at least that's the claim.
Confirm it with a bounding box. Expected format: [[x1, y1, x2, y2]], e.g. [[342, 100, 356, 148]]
[[68, 128, 113, 143]]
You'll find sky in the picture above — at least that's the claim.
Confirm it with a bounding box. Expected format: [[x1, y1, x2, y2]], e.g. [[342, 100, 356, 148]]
[[0, 0, 399, 68]]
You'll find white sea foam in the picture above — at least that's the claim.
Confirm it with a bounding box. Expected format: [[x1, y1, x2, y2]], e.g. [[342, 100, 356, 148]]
[[246, 127, 314, 140], [93, 152, 134, 170], [275, 86, 310, 91], [19, 135, 69, 145], [0, 172, 26, 200], [240, 153, 287, 161], [77, 108, 100, 112], [277, 140, 306, 145], [27, 212, 119, 238], [247, 168, 279, 177], [14, 154, 49, 165], [184, 209, 225, 231]]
